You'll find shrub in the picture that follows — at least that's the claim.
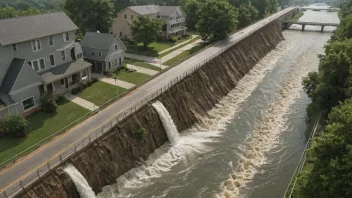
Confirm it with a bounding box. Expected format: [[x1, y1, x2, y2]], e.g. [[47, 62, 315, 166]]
[[87, 80, 93, 87], [56, 96, 65, 103], [136, 128, 147, 140], [71, 87, 81, 95], [91, 77, 99, 83], [170, 36, 178, 43], [128, 39, 137, 45], [0, 114, 29, 138], [41, 92, 58, 112]]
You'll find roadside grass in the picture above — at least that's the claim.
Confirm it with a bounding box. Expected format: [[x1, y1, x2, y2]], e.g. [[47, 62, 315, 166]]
[[76, 81, 127, 106], [0, 99, 90, 164], [125, 58, 162, 71], [158, 35, 201, 58], [125, 35, 194, 57], [114, 71, 151, 85], [163, 42, 208, 66]]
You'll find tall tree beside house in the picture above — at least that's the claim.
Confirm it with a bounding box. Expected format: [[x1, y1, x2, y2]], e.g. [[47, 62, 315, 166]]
[[130, 16, 163, 48], [237, 2, 258, 28], [64, 0, 115, 34], [182, 0, 202, 30], [196, 0, 238, 42]]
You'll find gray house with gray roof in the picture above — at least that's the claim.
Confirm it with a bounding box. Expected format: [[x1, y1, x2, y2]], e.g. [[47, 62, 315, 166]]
[[81, 32, 127, 73], [112, 5, 187, 40], [0, 12, 92, 116]]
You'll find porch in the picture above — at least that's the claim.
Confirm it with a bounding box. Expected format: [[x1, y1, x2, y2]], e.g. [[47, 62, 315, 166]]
[[40, 60, 92, 95]]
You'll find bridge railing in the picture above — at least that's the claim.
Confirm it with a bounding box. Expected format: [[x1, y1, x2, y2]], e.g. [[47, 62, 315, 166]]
[[0, 7, 297, 198]]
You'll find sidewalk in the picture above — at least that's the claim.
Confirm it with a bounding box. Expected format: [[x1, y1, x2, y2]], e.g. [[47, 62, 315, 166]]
[[158, 35, 198, 54], [127, 64, 158, 75], [92, 73, 136, 89], [65, 94, 98, 111], [161, 39, 203, 63]]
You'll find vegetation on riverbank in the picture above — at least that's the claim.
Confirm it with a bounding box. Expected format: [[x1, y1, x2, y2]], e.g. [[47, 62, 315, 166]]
[[292, 1, 352, 197]]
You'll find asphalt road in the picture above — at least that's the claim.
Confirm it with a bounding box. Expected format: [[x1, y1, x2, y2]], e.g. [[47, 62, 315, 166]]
[[0, 7, 296, 195]]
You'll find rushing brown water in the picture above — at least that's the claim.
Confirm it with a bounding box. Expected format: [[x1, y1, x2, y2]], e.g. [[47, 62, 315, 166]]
[[94, 6, 338, 198]]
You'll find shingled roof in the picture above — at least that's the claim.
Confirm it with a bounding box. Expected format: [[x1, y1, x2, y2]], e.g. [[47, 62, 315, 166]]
[[0, 12, 78, 46], [128, 5, 180, 16]]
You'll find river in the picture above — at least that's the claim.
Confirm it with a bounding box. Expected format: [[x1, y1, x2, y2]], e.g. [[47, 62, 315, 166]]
[[97, 6, 338, 198]]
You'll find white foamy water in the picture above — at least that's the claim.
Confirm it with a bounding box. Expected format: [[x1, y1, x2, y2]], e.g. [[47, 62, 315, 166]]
[[216, 46, 315, 198], [64, 163, 96, 198], [97, 39, 292, 198], [152, 101, 180, 146]]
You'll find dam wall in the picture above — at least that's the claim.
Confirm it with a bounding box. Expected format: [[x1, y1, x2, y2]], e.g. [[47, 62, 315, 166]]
[[15, 9, 296, 198]]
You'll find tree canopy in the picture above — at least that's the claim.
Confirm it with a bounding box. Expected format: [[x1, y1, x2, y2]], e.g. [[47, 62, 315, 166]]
[[0, 6, 41, 19], [130, 16, 163, 48], [237, 2, 258, 28], [64, 0, 115, 34], [299, 1, 352, 197], [182, 0, 201, 30], [196, 0, 238, 41]]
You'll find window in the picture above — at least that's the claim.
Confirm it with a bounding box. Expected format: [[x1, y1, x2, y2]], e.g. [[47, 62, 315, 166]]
[[22, 97, 35, 111], [114, 59, 118, 66], [61, 51, 66, 61], [48, 35, 54, 47], [61, 79, 65, 85], [119, 57, 122, 65], [31, 58, 45, 71], [77, 53, 83, 59], [31, 39, 41, 52], [12, 44, 17, 52], [120, 32, 122, 37], [124, 14, 127, 19], [92, 52, 95, 56], [63, 32, 70, 42], [98, 50, 102, 57], [49, 54, 55, 66], [108, 62, 111, 69], [114, 44, 118, 51], [131, 15, 133, 20]]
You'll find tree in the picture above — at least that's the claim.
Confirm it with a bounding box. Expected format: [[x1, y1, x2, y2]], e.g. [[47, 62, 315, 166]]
[[237, 2, 258, 28], [131, 16, 163, 48], [0, 114, 28, 138], [65, 0, 115, 34], [302, 39, 352, 113], [183, 0, 201, 30], [0, 6, 17, 19], [331, 14, 352, 41], [299, 98, 352, 197], [251, 0, 269, 19], [196, 0, 238, 41]]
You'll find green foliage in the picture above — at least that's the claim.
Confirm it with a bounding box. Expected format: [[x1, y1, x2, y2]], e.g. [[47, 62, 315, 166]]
[[64, 0, 115, 34], [237, 2, 258, 28], [0, 114, 29, 138], [196, 0, 238, 42], [170, 36, 178, 43], [299, 98, 352, 198], [182, 0, 201, 30], [131, 16, 163, 48], [302, 39, 352, 113], [331, 14, 352, 41], [40, 92, 58, 113], [0, 6, 41, 19], [136, 128, 147, 140], [0, 0, 64, 11]]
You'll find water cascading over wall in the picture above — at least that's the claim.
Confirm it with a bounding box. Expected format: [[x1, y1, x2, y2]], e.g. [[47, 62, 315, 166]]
[[20, 21, 284, 197]]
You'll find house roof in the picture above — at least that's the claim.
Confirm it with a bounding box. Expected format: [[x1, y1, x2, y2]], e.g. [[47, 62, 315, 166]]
[[129, 5, 160, 15], [0, 59, 41, 94], [40, 59, 91, 83], [128, 5, 180, 16], [81, 32, 126, 61], [0, 12, 78, 46]]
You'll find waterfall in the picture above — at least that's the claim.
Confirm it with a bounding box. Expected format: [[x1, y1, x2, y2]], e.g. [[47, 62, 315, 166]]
[[64, 163, 96, 198], [152, 101, 180, 146]]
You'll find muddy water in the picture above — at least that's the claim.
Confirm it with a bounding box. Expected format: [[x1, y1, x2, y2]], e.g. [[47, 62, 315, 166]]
[[97, 8, 338, 198]]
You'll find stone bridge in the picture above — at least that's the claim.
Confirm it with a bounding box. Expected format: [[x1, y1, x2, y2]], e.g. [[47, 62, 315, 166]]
[[282, 21, 339, 32]]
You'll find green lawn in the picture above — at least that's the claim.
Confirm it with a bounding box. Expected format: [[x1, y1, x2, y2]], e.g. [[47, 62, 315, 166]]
[[163, 42, 208, 66], [125, 35, 193, 57], [125, 58, 162, 71], [0, 99, 90, 164], [158, 35, 201, 58], [76, 81, 127, 106], [114, 71, 151, 85]]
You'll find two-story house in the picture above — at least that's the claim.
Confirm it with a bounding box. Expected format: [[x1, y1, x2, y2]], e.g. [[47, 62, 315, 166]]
[[0, 12, 92, 116], [112, 5, 187, 40], [81, 32, 127, 73]]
